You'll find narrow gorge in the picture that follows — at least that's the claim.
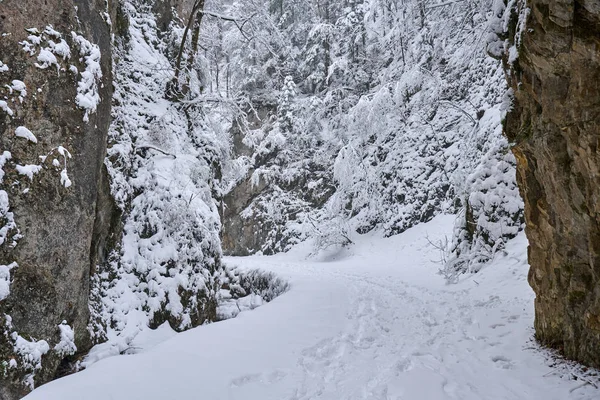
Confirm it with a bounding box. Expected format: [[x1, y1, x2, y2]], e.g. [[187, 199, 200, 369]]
[[0, 0, 598, 398]]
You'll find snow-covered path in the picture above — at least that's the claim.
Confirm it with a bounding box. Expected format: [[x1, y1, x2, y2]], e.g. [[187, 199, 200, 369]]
[[26, 215, 598, 399]]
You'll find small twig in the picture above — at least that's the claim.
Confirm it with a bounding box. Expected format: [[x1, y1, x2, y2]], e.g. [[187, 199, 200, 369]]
[[426, 233, 449, 265]]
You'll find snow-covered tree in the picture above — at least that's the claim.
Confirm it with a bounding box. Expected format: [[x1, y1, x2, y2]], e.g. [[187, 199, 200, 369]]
[[212, 0, 525, 269]]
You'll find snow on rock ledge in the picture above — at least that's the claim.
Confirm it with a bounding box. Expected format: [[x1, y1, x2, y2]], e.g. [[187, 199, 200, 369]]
[[0, 263, 18, 301], [71, 32, 102, 122], [54, 322, 77, 357], [15, 127, 37, 144]]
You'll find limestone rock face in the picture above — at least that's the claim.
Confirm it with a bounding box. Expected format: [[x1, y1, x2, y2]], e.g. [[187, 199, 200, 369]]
[[221, 103, 276, 256], [504, 0, 600, 367], [222, 171, 270, 256], [0, 0, 115, 397]]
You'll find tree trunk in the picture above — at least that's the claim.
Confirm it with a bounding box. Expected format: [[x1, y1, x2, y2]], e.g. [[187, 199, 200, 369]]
[[170, 0, 205, 97]]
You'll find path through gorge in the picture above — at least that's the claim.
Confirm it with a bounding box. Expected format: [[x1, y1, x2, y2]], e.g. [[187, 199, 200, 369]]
[[25, 216, 598, 400]]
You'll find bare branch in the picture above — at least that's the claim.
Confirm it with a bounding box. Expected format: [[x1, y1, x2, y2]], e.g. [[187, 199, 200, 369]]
[[425, 0, 467, 10], [136, 144, 176, 158], [439, 100, 477, 126]]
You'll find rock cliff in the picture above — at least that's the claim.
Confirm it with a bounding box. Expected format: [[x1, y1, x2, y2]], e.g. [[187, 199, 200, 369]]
[[503, 0, 600, 367], [0, 0, 115, 397]]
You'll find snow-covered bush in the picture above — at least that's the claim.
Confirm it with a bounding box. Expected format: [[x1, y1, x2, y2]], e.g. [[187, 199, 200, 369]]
[[91, 0, 231, 341], [228, 268, 290, 303], [442, 137, 524, 283], [440, 0, 526, 282], [216, 267, 289, 320], [308, 212, 353, 256]]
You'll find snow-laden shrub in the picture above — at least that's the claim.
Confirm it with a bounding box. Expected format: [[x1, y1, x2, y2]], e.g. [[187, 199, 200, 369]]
[[229, 268, 289, 303], [217, 268, 290, 320], [442, 137, 524, 283], [91, 0, 230, 340], [307, 210, 353, 256], [439, 3, 526, 283]]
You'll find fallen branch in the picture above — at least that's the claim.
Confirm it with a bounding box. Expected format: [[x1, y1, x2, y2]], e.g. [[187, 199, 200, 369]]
[[426, 0, 468, 10], [136, 144, 176, 158]]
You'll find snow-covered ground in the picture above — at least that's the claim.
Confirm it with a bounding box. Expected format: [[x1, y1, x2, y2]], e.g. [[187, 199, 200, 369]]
[[25, 215, 597, 399]]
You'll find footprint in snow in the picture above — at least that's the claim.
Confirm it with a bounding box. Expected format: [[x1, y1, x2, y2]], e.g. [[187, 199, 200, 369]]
[[394, 357, 413, 374], [230, 369, 288, 387], [491, 355, 514, 369], [505, 315, 520, 323], [474, 296, 501, 308], [230, 373, 261, 387], [354, 335, 376, 349]]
